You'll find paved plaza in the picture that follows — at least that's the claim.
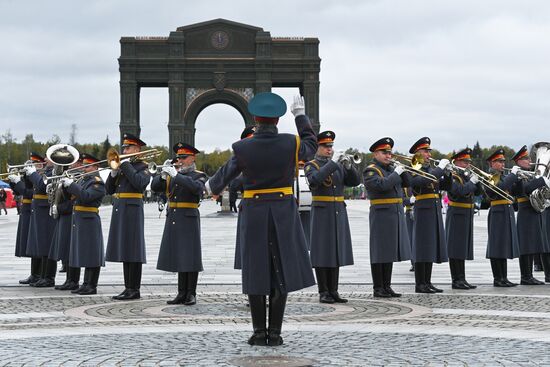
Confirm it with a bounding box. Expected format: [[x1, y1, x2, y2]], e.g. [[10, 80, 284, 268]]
[[1, 200, 550, 366]]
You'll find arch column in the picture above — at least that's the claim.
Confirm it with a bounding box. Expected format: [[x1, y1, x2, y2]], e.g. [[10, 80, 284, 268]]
[[119, 79, 140, 144], [303, 81, 320, 134], [167, 78, 186, 149]]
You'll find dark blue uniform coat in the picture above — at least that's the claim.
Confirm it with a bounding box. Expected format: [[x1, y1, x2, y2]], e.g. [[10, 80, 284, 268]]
[[26, 169, 56, 257], [486, 173, 520, 259], [410, 166, 451, 263], [10, 177, 33, 257], [48, 191, 74, 262], [208, 116, 317, 295], [364, 160, 412, 263], [105, 161, 150, 263], [67, 175, 106, 267], [305, 158, 360, 267], [151, 169, 207, 272], [446, 172, 481, 260], [516, 177, 548, 255]]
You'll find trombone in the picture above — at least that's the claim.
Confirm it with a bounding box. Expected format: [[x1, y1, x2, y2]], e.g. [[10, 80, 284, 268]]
[[391, 153, 439, 182], [0, 161, 45, 178], [107, 148, 161, 170], [454, 164, 515, 202]]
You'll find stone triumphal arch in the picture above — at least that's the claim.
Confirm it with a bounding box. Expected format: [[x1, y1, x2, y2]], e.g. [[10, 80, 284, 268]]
[[118, 19, 321, 148]]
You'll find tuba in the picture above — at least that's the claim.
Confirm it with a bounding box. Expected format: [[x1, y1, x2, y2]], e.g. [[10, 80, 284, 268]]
[[529, 142, 550, 212], [45, 144, 80, 218]]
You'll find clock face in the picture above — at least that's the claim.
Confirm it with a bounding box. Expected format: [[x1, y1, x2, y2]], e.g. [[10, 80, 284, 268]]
[[211, 31, 229, 50]]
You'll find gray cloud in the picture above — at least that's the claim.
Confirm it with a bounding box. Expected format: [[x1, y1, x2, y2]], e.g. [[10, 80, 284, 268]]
[[1, 0, 549, 153]]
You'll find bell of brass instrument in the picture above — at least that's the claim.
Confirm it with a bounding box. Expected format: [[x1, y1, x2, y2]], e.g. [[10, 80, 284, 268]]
[[529, 142, 550, 212], [390, 153, 438, 182], [333, 150, 362, 166], [45, 144, 80, 218]]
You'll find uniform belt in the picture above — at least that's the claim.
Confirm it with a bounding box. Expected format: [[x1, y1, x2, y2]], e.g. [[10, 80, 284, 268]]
[[448, 201, 474, 209], [22, 199, 32, 204], [415, 194, 440, 201], [312, 196, 345, 202], [74, 205, 99, 213], [243, 187, 293, 199], [517, 197, 529, 203], [370, 198, 403, 205], [112, 193, 143, 199], [33, 194, 48, 200], [169, 202, 199, 209], [491, 199, 513, 206]]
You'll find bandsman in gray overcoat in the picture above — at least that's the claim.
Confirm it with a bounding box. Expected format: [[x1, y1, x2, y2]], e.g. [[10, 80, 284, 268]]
[[511, 146, 550, 285], [23, 154, 57, 288], [305, 131, 360, 303], [206, 93, 317, 347], [485, 149, 521, 287], [364, 137, 411, 297], [106, 133, 151, 300], [445, 148, 481, 290], [8, 153, 43, 285], [50, 157, 82, 291], [408, 137, 452, 293], [62, 154, 106, 295], [152, 143, 208, 306]]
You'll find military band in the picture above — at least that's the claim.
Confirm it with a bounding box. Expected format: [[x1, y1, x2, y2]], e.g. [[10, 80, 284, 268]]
[[6, 98, 550, 348]]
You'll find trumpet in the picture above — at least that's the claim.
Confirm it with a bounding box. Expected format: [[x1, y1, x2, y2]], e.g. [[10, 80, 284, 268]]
[[333, 150, 362, 165], [148, 160, 181, 179], [0, 161, 44, 178], [503, 167, 537, 180], [107, 148, 161, 170]]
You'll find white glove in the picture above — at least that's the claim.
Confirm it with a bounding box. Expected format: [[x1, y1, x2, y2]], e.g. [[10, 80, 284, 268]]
[[61, 177, 74, 188], [469, 174, 479, 185], [23, 165, 36, 176], [290, 95, 305, 117], [162, 165, 178, 178], [511, 165, 520, 175], [544, 177, 550, 188], [110, 169, 119, 177], [394, 165, 405, 175], [409, 195, 416, 204], [437, 159, 451, 171], [8, 174, 21, 183]]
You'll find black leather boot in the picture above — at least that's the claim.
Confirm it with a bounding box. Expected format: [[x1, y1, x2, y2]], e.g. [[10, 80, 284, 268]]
[[184, 272, 198, 305], [372, 263, 390, 297], [247, 295, 267, 346], [20, 257, 41, 285], [425, 262, 443, 292], [541, 253, 550, 282], [58, 266, 79, 290], [329, 267, 347, 303], [267, 288, 287, 346], [415, 262, 434, 293], [315, 268, 334, 303], [124, 263, 141, 300], [34, 258, 56, 288], [450, 259, 469, 289], [113, 262, 130, 300], [78, 268, 99, 295], [491, 259, 507, 287], [501, 259, 517, 287], [167, 272, 187, 305], [520, 254, 544, 285], [460, 260, 476, 289], [382, 263, 400, 297]]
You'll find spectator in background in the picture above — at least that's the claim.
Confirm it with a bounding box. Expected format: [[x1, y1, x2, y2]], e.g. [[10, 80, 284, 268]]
[[0, 188, 8, 215]]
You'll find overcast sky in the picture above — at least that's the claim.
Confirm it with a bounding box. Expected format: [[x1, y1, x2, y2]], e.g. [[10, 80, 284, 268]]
[[1, 0, 549, 153]]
